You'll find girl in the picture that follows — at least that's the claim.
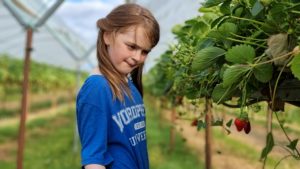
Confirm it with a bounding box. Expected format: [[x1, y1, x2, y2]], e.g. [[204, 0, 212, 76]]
[[76, 3, 160, 169]]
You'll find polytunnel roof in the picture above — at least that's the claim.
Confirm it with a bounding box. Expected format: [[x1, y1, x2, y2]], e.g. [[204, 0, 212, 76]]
[[0, 0, 204, 72], [136, 0, 204, 72]]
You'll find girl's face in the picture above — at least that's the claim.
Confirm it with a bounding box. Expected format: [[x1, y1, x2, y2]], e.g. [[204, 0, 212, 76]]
[[104, 26, 152, 76]]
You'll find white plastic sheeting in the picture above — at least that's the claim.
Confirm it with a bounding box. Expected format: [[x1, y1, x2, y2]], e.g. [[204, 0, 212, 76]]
[[0, 0, 204, 72], [136, 0, 204, 72], [0, 2, 80, 69], [0, 0, 106, 70]]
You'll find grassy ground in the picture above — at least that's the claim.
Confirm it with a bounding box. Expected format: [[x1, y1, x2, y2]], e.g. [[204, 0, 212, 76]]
[[0, 108, 81, 169], [0, 100, 202, 169], [172, 98, 300, 169], [145, 99, 203, 169]]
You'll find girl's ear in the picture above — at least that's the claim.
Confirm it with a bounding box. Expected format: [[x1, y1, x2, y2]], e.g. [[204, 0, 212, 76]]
[[103, 31, 112, 45]]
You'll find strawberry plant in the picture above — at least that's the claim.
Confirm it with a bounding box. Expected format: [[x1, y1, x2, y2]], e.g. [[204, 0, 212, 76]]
[[146, 0, 300, 168], [0, 54, 83, 98]]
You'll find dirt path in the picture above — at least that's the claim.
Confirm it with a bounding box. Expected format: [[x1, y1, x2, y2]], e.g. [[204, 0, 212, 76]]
[[162, 109, 299, 169], [175, 120, 261, 169], [0, 102, 75, 163], [0, 91, 74, 110], [164, 110, 262, 169], [0, 141, 16, 161], [223, 114, 300, 157], [0, 103, 74, 128]]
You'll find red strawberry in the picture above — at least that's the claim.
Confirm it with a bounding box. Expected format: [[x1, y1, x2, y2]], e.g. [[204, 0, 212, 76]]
[[244, 120, 251, 134], [191, 119, 198, 126], [234, 118, 246, 132]]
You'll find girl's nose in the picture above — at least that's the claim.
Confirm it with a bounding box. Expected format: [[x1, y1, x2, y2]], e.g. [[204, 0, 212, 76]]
[[131, 50, 142, 63]]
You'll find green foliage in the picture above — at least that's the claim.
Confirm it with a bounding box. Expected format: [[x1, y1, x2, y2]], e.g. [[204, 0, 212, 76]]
[[260, 132, 274, 160], [225, 45, 255, 64], [192, 47, 226, 72], [0, 100, 203, 169], [0, 54, 86, 98], [146, 0, 300, 165], [223, 65, 251, 87], [0, 109, 82, 169], [146, 0, 300, 106], [287, 139, 299, 151], [146, 96, 203, 169], [203, 0, 225, 8], [253, 63, 273, 83], [212, 83, 235, 103], [291, 54, 300, 80], [251, 1, 264, 16]]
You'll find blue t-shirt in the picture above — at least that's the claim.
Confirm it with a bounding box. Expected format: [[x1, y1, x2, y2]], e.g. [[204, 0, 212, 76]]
[[76, 75, 149, 169]]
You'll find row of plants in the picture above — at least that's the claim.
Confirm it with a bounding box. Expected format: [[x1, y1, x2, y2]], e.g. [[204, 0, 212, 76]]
[[0, 54, 86, 100], [145, 0, 300, 168], [0, 95, 73, 119]]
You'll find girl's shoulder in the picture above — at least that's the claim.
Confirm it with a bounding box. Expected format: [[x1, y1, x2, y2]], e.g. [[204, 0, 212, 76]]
[[81, 74, 111, 92], [77, 74, 111, 103], [85, 68, 108, 86]]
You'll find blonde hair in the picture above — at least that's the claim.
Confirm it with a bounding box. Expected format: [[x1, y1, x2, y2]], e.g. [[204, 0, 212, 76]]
[[96, 3, 160, 101]]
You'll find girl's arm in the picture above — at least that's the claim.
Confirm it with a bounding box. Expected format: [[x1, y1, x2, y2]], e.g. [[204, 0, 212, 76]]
[[85, 164, 106, 169]]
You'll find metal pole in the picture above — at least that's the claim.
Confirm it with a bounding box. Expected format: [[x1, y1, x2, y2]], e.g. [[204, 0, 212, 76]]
[[73, 61, 81, 153], [17, 28, 33, 169]]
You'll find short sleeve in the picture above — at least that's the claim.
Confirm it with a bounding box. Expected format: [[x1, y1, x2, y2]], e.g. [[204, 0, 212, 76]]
[[76, 102, 114, 167]]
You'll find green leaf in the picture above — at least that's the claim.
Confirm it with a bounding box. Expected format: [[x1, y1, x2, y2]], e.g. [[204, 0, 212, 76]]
[[223, 65, 252, 87], [218, 22, 238, 36], [202, 13, 220, 24], [211, 15, 227, 28], [233, 7, 243, 17], [212, 83, 234, 103], [261, 21, 278, 34], [287, 139, 298, 151], [253, 63, 273, 83], [184, 85, 204, 99], [196, 39, 214, 51], [260, 0, 272, 6], [223, 39, 233, 49], [225, 45, 256, 64], [197, 120, 206, 131], [192, 47, 226, 72], [269, 4, 287, 23], [226, 119, 233, 128], [212, 120, 223, 126], [220, 0, 231, 14], [207, 30, 224, 40], [218, 22, 237, 49], [260, 132, 274, 160], [204, 0, 224, 8], [198, 7, 215, 13], [191, 21, 209, 35], [291, 54, 300, 80], [251, 1, 264, 16], [172, 24, 183, 34]]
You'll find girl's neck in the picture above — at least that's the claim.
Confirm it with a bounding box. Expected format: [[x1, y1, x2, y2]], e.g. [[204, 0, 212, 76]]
[[91, 67, 129, 82], [91, 67, 102, 75]]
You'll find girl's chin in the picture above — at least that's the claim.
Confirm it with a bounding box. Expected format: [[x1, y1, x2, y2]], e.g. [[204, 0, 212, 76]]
[[116, 64, 136, 75], [117, 69, 132, 76]]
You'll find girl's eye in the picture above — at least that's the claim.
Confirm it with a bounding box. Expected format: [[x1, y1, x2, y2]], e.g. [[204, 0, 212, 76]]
[[127, 45, 136, 50], [142, 50, 149, 56]]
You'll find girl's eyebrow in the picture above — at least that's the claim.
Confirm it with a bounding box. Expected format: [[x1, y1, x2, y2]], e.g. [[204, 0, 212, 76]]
[[126, 42, 151, 53]]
